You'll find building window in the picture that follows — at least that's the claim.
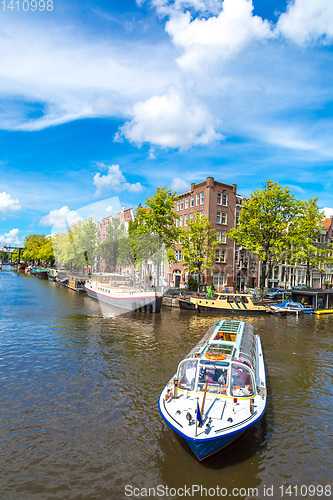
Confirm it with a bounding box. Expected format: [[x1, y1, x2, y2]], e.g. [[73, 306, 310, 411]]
[[196, 193, 200, 206], [177, 200, 179, 211], [185, 197, 188, 209], [217, 192, 228, 206], [179, 215, 183, 226], [215, 249, 226, 263], [190, 195, 194, 207], [184, 214, 188, 226], [180, 199, 183, 210], [216, 230, 226, 244], [213, 272, 227, 287], [200, 192, 204, 205], [199, 210, 204, 217], [236, 211, 240, 225], [178, 250, 182, 261], [222, 212, 227, 225], [217, 211, 221, 224]]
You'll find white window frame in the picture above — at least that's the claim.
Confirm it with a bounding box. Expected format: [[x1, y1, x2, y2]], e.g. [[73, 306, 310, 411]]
[[185, 197, 189, 209], [222, 212, 227, 225], [196, 193, 200, 206]]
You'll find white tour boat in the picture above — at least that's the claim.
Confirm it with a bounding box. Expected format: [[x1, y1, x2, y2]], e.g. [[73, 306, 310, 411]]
[[85, 273, 162, 312], [159, 319, 267, 460]]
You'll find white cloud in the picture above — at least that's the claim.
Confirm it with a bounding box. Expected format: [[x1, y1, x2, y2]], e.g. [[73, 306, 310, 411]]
[[171, 177, 191, 192], [119, 88, 223, 149], [40, 206, 83, 228], [0, 192, 21, 212], [93, 164, 143, 197], [0, 17, 177, 131], [321, 207, 333, 218], [165, 0, 272, 71], [0, 228, 20, 246], [142, 0, 223, 16], [277, 0, 333, 45]]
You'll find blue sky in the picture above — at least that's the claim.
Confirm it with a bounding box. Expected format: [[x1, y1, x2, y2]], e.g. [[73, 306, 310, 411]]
[[0, 0, 333, 246]]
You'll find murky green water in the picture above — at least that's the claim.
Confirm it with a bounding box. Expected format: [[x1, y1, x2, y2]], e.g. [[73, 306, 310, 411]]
[[0, 268, 332, 499]]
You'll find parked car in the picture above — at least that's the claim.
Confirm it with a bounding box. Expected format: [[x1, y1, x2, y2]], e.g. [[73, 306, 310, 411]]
[[265, 288, 289, 299]]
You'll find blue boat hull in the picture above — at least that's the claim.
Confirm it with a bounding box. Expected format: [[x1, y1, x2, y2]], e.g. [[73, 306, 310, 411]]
[[185, 430, 245, 460]]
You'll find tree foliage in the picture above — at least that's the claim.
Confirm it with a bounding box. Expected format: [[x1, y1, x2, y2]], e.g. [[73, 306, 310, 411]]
[[133, 186, 179, 261], [179, 214, 218, 291], [228, 180, 297, 290], [22, 234, 54, 264], [52, 217, 99, 271], [289, 199, 333, 286], [97, 218, 125, 271]]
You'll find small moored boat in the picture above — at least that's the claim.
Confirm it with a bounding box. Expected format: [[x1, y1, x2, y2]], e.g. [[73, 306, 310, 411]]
[[268, 300, 313, 314], [159, 319, 267, 460]]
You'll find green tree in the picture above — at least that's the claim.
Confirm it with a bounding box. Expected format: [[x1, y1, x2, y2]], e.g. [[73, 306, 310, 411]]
[[51, 218, 99, 272], [97, 218, 125, 271], [133, 187, 180, 260], [23, 234, 48, 263], [38, 236, 55, 265], [179, 214, 218, 292], [228, 180, 297, 292], [132, 187, 180, 288], [288, 199, 331, 287]]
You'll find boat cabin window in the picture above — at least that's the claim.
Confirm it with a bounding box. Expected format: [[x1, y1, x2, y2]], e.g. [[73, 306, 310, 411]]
[[231, 363, 254, 397], [227, 296, 234, 303], [197, 361, 229, 395], [177, 359, 198, 391]]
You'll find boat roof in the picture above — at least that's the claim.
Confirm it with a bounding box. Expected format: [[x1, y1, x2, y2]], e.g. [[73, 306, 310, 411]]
[[215, 292, 254, 297], [189, 319, 256, 370]]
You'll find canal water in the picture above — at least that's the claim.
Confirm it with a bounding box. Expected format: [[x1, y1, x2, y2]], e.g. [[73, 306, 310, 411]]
[[0, 268, 332, 500]]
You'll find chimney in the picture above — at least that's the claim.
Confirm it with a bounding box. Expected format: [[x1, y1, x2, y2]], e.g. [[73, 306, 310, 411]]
[[191, 183, 195, 191], [232, 184, 237, 193], [206, 177, 214, 187]]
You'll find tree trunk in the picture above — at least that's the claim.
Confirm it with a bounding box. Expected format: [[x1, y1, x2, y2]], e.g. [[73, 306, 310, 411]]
[[260, 260, 267, 294]]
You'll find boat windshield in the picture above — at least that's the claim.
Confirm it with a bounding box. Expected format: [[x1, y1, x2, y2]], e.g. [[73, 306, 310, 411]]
[[197, 361, 229, 395], [231, 363, 255, 397], [177, 359, 198, 391]]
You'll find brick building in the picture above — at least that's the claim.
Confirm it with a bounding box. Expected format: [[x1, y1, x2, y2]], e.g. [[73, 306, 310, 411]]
[[166, 177, 259, 291]]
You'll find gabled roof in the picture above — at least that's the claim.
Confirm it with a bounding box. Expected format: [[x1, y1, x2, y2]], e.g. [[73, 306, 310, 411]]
[[322, 218, 331, 229]]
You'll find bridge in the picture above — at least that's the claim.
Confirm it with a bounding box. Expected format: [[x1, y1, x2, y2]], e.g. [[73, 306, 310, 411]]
[[0, 245, 24, 263]]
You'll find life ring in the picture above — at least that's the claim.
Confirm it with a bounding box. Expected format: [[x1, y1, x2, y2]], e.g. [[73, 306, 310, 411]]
[[205, 352, 226, 360]]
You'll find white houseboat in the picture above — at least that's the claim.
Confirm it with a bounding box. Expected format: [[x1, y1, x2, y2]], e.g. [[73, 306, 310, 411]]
[[85, 273, 162, 312]]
